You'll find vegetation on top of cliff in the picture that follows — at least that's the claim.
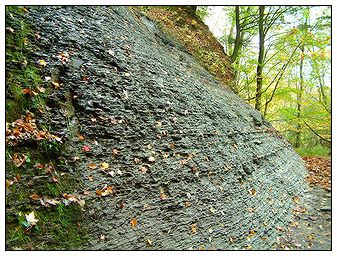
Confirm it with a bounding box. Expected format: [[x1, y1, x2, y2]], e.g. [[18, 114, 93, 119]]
[[136, 6, 234, 87]]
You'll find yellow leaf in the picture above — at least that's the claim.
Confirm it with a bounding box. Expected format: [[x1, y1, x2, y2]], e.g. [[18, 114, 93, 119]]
[[100, 162, 109, 169], [37, 59, 47, 67], [209, 207, 216, 214], [130, 218, 138, 228]]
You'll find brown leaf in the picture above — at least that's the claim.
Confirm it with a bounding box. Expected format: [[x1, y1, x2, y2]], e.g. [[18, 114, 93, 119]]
[[96, 190, 103, 196], [191, 165, 197, 174], [184, 201, 191, 208], [292, 196, 300, 204], [119, 200, 125, 209], [112, 149, 119, 156], [30, 193, 40, 200], [180, 159, 188, 165], [139, 166, 148, 174], [78, 134, 85, 140], [52, 176, 58, 183], [248, 189, 257, 196], [228, 236, 236, 243], [191, 223, 197, 234], [88, 163, 97, 169], [22, 88, 31, 95], [130, 218, 138, 228]]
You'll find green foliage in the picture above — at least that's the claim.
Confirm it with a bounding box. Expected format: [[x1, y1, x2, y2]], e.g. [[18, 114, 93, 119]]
[[6, 6, 46, 122], [196, 6, 209, 21], [6, 7, 88, 250], [219, 6, 331, 156]]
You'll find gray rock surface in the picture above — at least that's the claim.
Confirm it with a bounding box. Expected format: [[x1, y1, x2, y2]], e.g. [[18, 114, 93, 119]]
[[29, 6, 307, 249]]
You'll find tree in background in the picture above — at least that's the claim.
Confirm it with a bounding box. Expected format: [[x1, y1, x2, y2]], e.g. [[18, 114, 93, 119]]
[[218, 6, 331, 155]]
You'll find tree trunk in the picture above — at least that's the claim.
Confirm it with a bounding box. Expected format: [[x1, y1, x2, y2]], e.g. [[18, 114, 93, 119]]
[[230, 6, 244, 63], [295, 44, 305, 148], [255, 6, 265, 111]]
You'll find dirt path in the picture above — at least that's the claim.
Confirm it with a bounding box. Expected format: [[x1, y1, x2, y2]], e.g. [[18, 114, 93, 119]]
[[276, 157, 331, 250]]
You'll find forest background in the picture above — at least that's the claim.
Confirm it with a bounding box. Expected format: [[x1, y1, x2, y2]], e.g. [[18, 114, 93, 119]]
[[199, 5, 331, 157]]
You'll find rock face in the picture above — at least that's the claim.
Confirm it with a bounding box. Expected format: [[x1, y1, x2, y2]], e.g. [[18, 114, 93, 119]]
[[29, 6, 307, 249]]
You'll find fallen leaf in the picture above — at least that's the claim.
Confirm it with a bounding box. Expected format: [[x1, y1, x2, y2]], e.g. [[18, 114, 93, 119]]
[[108, 49, 114, 56], [6, 179, 11, 188], [292, 196, 300, 204], [139, 166, 148, 174], [22, 88, 31, 95], [88, 163, 97, 169], [184, 201, 191, 208], [88, 176, 94, 181], [25, 211, 38, 226], [37, 59, 47, 67], [148, 156, 155, 162], [37, 86, 46, 93], [209, 207, 216, 214], [52, 176, 58, 183], [51, 81, 61, 89], [96, 190, 103, 196], [91, 117, 97, 122], [119, 200, 125, 209], [30, 193, 40, 200], [100, 234, 106, 240], [130, 218, 138, 228], [112, 149, 119, 156], [160, 188, 167, 200], [191, 223, 197, 234], [146, 239, 153, 246], [248, 189, 257, 196], [78, 200, 85, 208], [16, 173, 21, 182], [100, 162, 109, 169], [6, 26, 14, 33], [180, 159, 188, 165], [228, 237, 235, 243], [82, 145, 90, 152], [108, 171, 115, 177], [78, 134, 85, 140]]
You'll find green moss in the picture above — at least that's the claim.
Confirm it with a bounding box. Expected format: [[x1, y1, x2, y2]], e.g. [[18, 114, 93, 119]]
[[6, 7, 88, 249]]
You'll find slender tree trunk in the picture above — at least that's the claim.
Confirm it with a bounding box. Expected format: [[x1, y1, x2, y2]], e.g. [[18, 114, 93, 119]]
[[255, 6, 265, 111], [231, 6, 244, 63], [295, 44, 305, 148]]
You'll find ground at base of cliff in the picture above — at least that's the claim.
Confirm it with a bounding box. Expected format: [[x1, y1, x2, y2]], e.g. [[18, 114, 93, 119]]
[[276, 156, 331, 250]]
